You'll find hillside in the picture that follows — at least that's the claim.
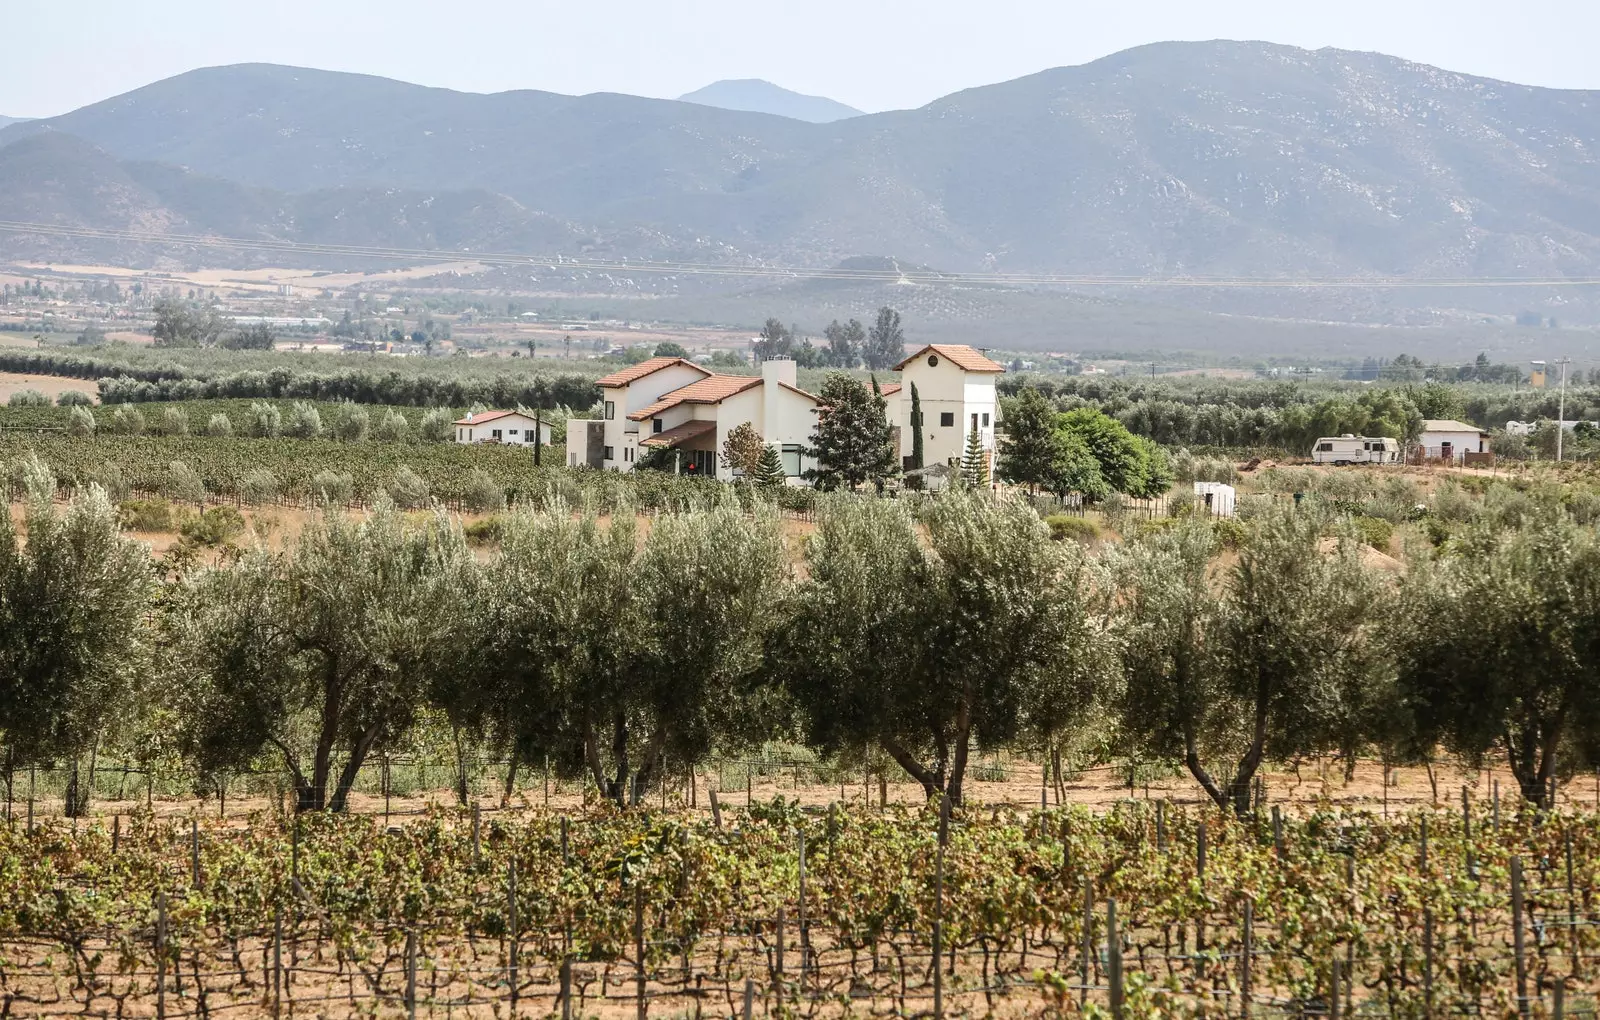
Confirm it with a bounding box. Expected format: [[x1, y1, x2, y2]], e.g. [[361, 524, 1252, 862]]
[[678, 79, 862, 122], [0, 133, 607, 265], [0, 116, 25, 130], [6, 43, 1600, 327]]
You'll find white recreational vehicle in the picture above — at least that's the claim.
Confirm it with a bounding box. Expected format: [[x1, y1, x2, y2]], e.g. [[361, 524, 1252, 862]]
[[1311, 434, 1401, 465]]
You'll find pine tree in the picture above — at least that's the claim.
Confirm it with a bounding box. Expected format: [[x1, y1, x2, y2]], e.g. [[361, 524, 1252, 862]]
[[961, 426, 989, 487], [752, 444, 786, 487]]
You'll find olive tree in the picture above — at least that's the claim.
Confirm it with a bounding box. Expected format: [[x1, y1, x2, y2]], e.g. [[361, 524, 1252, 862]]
[[1398, 520, 1600, 808], [169, 504, 471, 811], [458, 501, 786, 807], [1110, 509, 1388, 815], [0, 456, 153, 814], [783, 491, 1103, 804]]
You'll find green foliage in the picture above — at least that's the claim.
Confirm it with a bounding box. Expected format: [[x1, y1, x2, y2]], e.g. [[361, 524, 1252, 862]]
[[179, 505, 246, 546], [375, 409, 410, 444], [160, 404, 189, 437], [417, 408, 452, 443], [653, 341, 689, 358], [166, 460, 206, 505], [751, 443, 786, 488], [1351, 515, 1394, 551], [0, 457, 152, 809], [387, 466, 431, 509], [7, 389, 49, 407], [240, 468, 280, 506], [805, 372, 897, 491], [336, 405, 370, 442], [1044, 514, 1098, 543], [462, 468, 505, 512], [462, 516, 504, 546], [285, 402, 323, 440], [118, 497, 175, 532], [864, 307, 904, 371], [310, 469, 354, 505], [55, 390, 93, 407], [960, 426, 989, 486], [66, 405, 95, 437], [205, 413, 233, 438], [720, 421, 765, 476], [246, 401, 281, 439], [110, 406, 145, 435]]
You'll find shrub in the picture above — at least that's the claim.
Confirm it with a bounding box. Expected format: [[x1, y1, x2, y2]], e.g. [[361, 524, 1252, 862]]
[[206, 413, 234, 438], [166, 460, 205, 505], [118, 498, 175, 532], [463, 516, 504, 546], [241, 469, 280, 506], [1351, 515, 1394, 551], [417, 408, 452, 443], [179, 505, 245, 546], [88, 462, 129, 502], [67, 405, 96, 437], [286, 401, 323, 440], [1045, 514, 1099, 543], [461, 468, 505, 512], [335, 406, 369, 442], [161, 405, 188, 437], [7, 389, 50, 407], [110, 406, 146, 435], [246, 401, 281, 438], [387, 466, 430, 509], [1213, 517, 1247, 549], [310, 470, 353, 505], [56, 390, 93, 407], [375, 409, 410, 444]]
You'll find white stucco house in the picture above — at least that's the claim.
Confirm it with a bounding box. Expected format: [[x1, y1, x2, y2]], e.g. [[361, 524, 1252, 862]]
[[1417, 419, 1490, 463], [565, 356, 821, 481], [453, 410, 553, 446], [883, 344, 1005, 471]]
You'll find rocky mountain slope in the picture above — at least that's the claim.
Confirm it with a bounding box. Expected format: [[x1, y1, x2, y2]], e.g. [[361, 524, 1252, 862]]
[[678, 79, 862, 122]]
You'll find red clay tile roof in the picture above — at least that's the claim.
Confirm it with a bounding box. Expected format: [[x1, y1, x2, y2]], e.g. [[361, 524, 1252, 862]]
[[594, 357, 711, 388], [627, 375, 761, 420], [452, 409, 530, 426], [639, 419, 718, 448], [892, 344, 1005, 373], [780, 381, 822, 402], [877, 383, 903, 398]]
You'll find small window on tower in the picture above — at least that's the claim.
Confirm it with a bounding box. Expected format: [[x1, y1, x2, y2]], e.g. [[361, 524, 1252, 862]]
[[940, 412, 954, 427], [927, 354, 939, 368], [982, 413, 990, 427]]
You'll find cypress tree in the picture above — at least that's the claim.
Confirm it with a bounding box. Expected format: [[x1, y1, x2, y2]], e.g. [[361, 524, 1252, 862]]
[[910, 382, 925, 470]]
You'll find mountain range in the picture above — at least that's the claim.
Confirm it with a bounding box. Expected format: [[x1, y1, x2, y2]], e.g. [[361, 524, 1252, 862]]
[[677, 79, 862, 122], [0, 116, 25, 130], [5, 42, 1600, 341]]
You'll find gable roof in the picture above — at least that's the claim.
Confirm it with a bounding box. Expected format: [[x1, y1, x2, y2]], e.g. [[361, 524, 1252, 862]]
[[453, 409, 535, 426], [1421, 419, 1488, 435], [639, 419, 718, 449], [893, 344, 1005, 373], [594, 357, 712, 388], [878, 383, 903, 398], [628, 374, 762, 420]]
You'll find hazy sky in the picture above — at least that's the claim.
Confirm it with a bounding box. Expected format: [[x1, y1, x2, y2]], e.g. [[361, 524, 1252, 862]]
[[6, 0, 1600, 118]]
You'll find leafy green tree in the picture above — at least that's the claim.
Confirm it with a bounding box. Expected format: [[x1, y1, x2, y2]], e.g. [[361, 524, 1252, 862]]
[[205, 413, 233, 438], [336, 407, 370, 442], [170, 506, 470, 811], [823, 319, 865, 368], [246, 401, 281, 438], [1397, 520, 1600, 807], [654, 341, 689, 358], [864, 307, 905, 371], [66, 405, 95, 437], [465, 504, 785, 807], [751, 444, 786, 487], [1110, 510, 1388, 815], [805, 373, 897, 491], [998, 386, 1058, 492], [1125, 435, 1173, 498], [151, 298, 227, 348], [782, 492, 1102, 803], [752, 318, 793, 362], [961, 426, 989, 486], [286, 402, 323, 440], [223, 322, 276, 350], [0, 458, 152, 815]]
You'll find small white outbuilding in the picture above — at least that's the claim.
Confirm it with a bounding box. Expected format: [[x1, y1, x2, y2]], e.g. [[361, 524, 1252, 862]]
[[1193, 481, 1236, 517]]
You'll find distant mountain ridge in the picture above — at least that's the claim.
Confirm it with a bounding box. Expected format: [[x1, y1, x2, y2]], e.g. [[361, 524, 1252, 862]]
[[6, 43, 1600, 327], [0, 116, 27, 130], [678, 79, 862, 122]]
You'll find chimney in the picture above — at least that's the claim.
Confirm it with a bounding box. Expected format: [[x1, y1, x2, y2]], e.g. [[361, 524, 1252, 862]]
[[761, 357, 797, 388]]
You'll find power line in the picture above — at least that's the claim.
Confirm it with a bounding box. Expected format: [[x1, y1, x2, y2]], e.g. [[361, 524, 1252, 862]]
[[6, 219, 1600, 291]]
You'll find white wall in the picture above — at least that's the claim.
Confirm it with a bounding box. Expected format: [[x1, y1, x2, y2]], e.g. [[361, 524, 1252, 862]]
[[1419, 430, 1486, 456], [455, 414, 552, 445], [600, 363, 710, 470], [897, 356, 999, 466]]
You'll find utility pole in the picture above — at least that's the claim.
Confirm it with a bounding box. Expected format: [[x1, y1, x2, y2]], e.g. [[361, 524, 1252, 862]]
[[1558, 356, 1572, 462]]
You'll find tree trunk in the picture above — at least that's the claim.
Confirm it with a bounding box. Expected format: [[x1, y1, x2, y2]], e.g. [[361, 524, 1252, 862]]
[[501, 747, 520, 808], [327, 724, 384, 813], [452, 725, 470, 807], [1183, 726, 1229, 812]]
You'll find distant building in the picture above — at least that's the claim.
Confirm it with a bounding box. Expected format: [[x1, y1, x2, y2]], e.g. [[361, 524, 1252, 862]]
[[1193, 482, 1236, 517], [453, 410, 552, 446], [883, 344, 1005, 472], [1418, 420, 1489, 463]]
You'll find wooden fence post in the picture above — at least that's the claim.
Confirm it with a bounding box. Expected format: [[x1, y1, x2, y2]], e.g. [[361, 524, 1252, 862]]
[[471, 803, 481, 868], [709, 789, 722, 828], [635, 886, 647, 1020], [508, 862, 519, 1013], [156, 891, 167, 1020], [1240, 899, 1253, 1020], [1271, 805, 1283, 858], [1512, 856, 1529, 1019], [1081, 878, 1094, 1006], [190, 818, 201, 889], [405, 928, 417, 1020], [1423, 908, 1434, 1018], [1108, 898, 1124, 1020], [742, 977, 754, 1020]]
